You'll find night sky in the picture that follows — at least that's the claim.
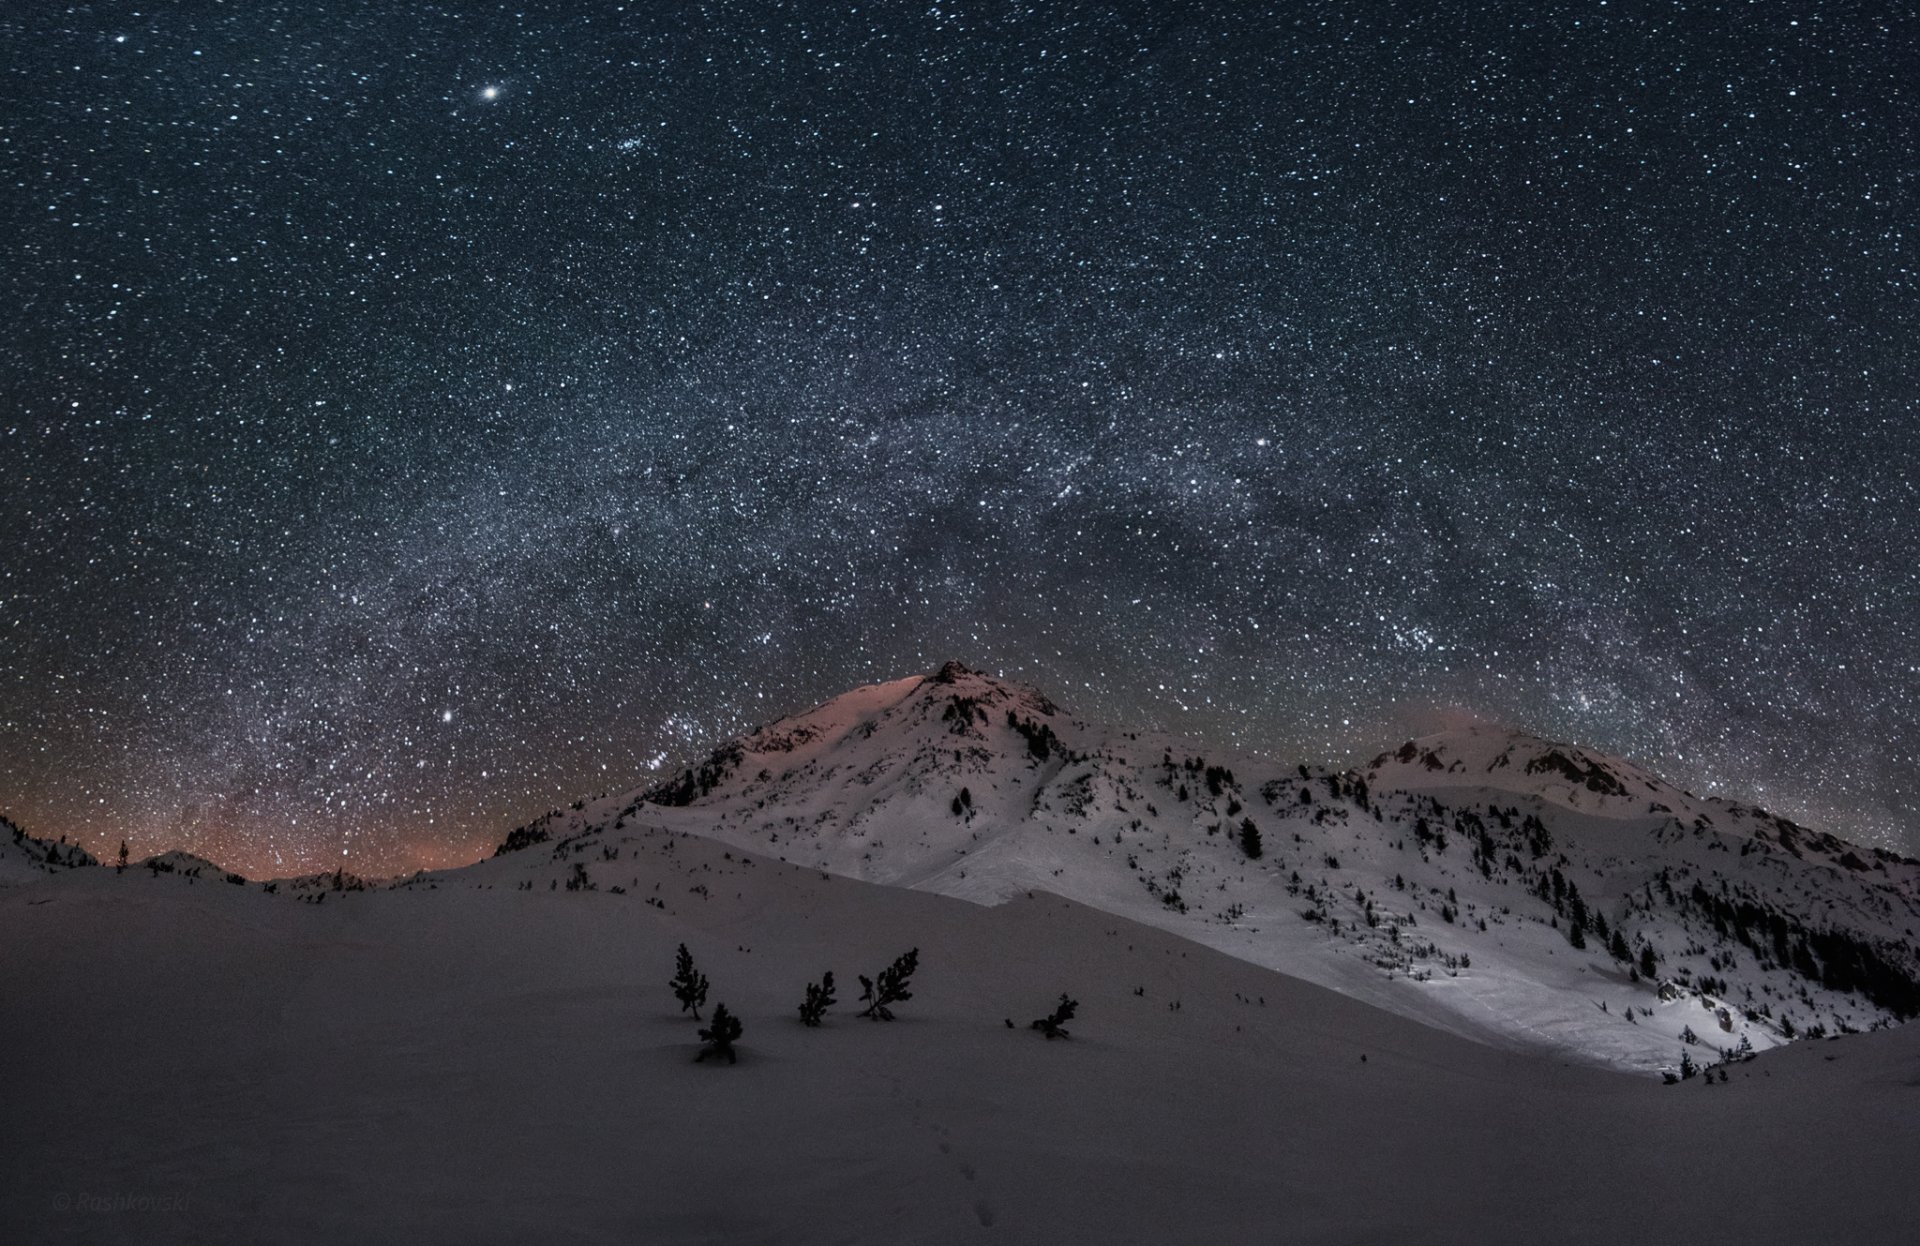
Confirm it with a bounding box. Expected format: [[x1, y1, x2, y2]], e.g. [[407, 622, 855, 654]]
[[4, 1, 1914, 876]]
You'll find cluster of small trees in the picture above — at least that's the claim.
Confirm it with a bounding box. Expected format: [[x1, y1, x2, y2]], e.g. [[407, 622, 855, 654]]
[[669, 944, 743, 1063], [671, 944, 921, 1063], [1007, 710, 1066, 761], [670, 943, 1079, 1064]]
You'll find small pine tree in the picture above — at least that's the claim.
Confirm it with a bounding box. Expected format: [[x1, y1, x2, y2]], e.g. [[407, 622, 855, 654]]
[[858, 948, 919, 1021], [1238, 819, 1263, 860], [798, 971, 837, 1026], [1679, 1050, 1697, 1080], [670, 943, 709, 1020], [1030, 993, 1078, 1039], [1639, 943, 1658, 979], [696, 1003, 743, 1064], [116, 840, 129, 873], [1609, 929, 1631, 962]]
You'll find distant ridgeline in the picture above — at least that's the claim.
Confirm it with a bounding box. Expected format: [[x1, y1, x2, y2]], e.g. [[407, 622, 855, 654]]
[[2, 816, 99, 875]]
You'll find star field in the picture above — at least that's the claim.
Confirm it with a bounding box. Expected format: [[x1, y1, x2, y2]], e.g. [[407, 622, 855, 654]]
[[3, 1, 1915, 874]]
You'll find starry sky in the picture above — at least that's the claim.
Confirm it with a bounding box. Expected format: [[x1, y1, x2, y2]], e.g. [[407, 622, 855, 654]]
[[3, 1, 1915, 876]]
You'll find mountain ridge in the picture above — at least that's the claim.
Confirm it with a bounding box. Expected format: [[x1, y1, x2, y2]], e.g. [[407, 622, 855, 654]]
[[494, 662, 1920, 1072]]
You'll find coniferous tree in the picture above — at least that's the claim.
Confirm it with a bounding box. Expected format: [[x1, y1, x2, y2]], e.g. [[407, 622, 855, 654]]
[[1030, 993, 1078, 1039], [670, 943, 709, 1020], [116, 840, 129, 873], [1238, 819, 1263, 860], [858, 948, 919, 1020], [696, 1003, 743, 1064], [798, 971, 837, 1026]]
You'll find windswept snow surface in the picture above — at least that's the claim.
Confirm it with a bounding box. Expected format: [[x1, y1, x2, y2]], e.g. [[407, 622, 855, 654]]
[[4, 825, 1919, 1244], [537, 664, 1920, 1073]]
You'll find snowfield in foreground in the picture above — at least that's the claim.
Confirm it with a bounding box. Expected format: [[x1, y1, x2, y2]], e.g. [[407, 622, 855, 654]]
[[5, 822, 1920, 1245]]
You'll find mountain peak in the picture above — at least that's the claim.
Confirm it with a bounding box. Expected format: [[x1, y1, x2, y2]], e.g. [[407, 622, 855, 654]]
[[927, 658, 980, 683]]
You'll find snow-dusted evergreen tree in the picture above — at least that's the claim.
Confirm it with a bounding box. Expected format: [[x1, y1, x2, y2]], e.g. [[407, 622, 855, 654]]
[[858, 948, 919, 1020], [696, 1003, 743, 1064], [798, 971, 837, 1026], [670, 943, 709, 1020]]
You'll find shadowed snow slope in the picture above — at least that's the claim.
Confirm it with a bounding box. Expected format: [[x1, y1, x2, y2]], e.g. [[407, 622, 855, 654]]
[[509, 663, 1920, 1073], [0, 816, 99, 885], [4, 824, 1919, 1244]]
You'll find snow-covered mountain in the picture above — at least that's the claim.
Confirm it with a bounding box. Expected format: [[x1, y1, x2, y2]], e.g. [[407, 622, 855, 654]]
[[497, 662, 1920, 1072]]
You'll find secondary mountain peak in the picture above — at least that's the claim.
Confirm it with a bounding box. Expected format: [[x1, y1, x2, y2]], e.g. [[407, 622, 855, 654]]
[[1367, 725, 1674, 814]]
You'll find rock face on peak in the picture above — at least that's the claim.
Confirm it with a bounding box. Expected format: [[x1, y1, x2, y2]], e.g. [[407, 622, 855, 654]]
[[501, 670, 1920, 1072], [634, 664, 1066, 812], [927, 657, 977, 682]]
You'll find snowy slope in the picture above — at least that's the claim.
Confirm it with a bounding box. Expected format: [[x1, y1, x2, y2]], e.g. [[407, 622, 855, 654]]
[[0, 817, 99, 885], [5, 821, 1919, 1245], [507, 662, 1920, 1073]]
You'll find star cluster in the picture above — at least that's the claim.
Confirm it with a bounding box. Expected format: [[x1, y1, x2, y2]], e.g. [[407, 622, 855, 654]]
[[3, 2, 1914, 874]]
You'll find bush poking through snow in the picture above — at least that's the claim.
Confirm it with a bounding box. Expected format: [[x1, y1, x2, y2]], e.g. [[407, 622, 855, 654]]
[[798, 971, 837, 1026], [696, 1004, 743, 1064], [1030, 994, 1078, 1039], [858, 948, 919, 1020], [670, 943, 709, 1020]]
